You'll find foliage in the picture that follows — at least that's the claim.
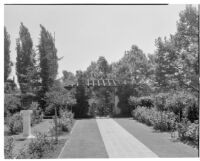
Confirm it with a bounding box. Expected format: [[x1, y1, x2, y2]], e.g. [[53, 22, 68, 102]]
[[48, 111, 74, 137], [165, 91, 198, 122], [7, 112, 23, 134], [175, 5, 198, 91], [30, 102, 43, 126], [117, 85, 135, 116], [59, 111, 74, 132], [38, 25, 58, 111], [88, 102, 97, 117], [90, 87, 114, 116], [96, 56, 109, 79], [4, 136, 14, 159], [4, 79, 17, 94], [118, 83, 152, 116], [154, 93, 169, 111], [128, 96, 138, 110], [45, 82, 76, 115], [16, 23, 37, 93], [154, 5, 198, 92], [73, 71, 89, 118], [85, 61, 99, 79], [17, 132, 55, 159], [4, 27, 12, 82], [129, 96, 154, 110], [38, 25, 58, 93], [177, 119, 199, 146], [111, 45, 151, 84], [132, 106, 177, 131], [62, 70, 76, 85], [4, 94, 21, 116]]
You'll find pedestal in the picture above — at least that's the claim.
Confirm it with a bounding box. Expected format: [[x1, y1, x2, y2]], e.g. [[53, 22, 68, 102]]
[[21, 110, 35, 139]]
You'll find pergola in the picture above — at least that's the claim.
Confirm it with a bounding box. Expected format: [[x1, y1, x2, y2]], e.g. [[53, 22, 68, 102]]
[[64, 79, 121, 116], [64, 79, 120, 89]]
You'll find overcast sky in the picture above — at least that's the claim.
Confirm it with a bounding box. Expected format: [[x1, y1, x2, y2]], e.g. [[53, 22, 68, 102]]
[[5, 4, 186, 79]]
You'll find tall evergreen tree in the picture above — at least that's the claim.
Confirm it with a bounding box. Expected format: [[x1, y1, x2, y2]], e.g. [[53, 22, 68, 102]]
[[38, 25, 58, 109], [4, 27, 12, 82], [74, 71, 89, 118], [16, 23, 35, 93]]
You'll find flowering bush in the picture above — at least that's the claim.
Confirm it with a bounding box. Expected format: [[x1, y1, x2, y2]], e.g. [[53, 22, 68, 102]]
[[129, 96, 154, 109], [177, 119, 199, 146], [154, 93, 169, 111], [132, 106, 154, 126], [186, 122, 199, 144], [166, 91, 198, 122], [17, 132, 55, 159], [4, 137, 14, 159], [59, 111, 74, 132], [132, 106, 177, 131], [153, 111, 177, 131], [49, 110, 74, 136], [7, 113, 23, 134]]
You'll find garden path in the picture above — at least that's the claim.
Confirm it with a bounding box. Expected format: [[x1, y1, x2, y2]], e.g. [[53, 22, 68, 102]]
[[58, 118, 198, 158], [96, 118, 158, 157]]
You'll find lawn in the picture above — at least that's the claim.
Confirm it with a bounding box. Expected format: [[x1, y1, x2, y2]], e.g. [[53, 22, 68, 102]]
[[4, 118, 75, 159]]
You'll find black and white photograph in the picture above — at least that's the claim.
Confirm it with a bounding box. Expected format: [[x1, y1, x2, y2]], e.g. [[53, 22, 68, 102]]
[[3, 2, 199, 159]]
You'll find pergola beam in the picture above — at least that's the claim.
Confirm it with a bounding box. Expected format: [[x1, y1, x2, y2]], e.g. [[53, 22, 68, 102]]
[[98, 79, 100, 86], [64, 79, 120, 89], [102, 79, 105, 86]]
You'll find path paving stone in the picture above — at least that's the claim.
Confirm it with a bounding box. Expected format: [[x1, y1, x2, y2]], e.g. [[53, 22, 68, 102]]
[[58, 119, 108, 158], [96, 118, 158, 158]]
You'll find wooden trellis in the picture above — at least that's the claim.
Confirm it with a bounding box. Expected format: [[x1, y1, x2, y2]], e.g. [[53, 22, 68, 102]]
[[64, 79, 121, 117], [64, 79, 120, 89]]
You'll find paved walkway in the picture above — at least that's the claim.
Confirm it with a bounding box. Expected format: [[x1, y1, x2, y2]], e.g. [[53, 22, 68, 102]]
[[96, 119, 158, 158], [58, 118, 198, 158]]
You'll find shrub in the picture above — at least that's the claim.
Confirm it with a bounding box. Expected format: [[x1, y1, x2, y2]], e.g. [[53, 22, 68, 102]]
[[4, 94, 21, 116], [44, 104, 55, 116], [59, 111, 74, 132], [132, 106, 177, 131], [165, 91, 198, 122], [153, 111, 177, 131], [177, 119, 199, 146], [137, 96, 154, 108], [186, 121, 199, 145], [132, 106, 155, 126], [49, 110, 74, 136], [17, 132, 55, 159], [129, 96, 139, 110], [30, 102, 43, 126], [154, 93, 169, 111], [7, 113, 23, 134], [4, 137, 14, 159]]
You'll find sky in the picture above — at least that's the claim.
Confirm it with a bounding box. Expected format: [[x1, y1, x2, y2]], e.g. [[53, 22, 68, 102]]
[[4, 4, 186, 80]]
